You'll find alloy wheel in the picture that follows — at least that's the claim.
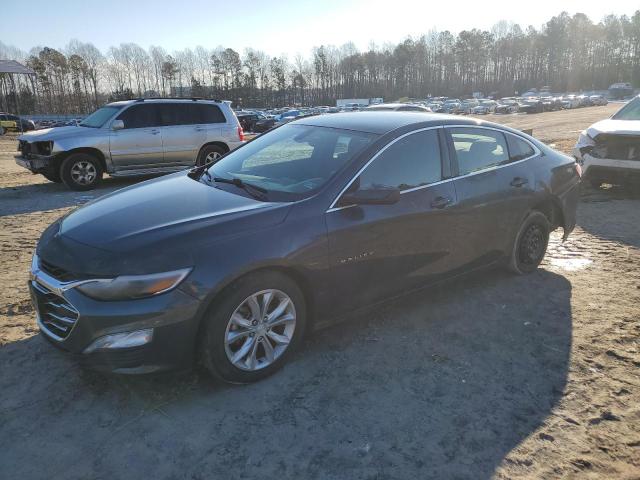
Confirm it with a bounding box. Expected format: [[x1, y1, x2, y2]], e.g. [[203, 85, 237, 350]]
[[204, 151, 221, 164], [70, 161, 97, 185], [224, 289, 296, 371]]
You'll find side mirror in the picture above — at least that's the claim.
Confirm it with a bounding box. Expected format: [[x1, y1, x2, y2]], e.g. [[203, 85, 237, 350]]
[[339, 186, 400, 206], [111, 120, 124, 131]]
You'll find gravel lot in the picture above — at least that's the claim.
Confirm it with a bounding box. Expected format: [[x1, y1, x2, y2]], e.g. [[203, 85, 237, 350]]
[[1, 106, 639, 479]]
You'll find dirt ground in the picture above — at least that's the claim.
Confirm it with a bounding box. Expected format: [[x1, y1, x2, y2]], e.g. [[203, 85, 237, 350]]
[[1, 105, 639, 479]]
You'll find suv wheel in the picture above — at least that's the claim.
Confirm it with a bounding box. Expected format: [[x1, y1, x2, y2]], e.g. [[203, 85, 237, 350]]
[[61, 153, 103, 191], [197, 145, 226, 166], [200, 271, 306, 384], [508, 211, 550, 275], [42, 169, 62, 183]]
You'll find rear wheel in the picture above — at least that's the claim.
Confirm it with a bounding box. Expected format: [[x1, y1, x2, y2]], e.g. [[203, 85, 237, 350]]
[[509, 211, 550, 275], [200, 271, 306, 384], [196, 145, 226, 167], [61, 153, 103, 191]]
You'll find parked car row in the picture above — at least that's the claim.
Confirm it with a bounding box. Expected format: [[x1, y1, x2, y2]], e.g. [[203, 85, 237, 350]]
[[0, 113, 36, 134], [35, 118, 85, 129]]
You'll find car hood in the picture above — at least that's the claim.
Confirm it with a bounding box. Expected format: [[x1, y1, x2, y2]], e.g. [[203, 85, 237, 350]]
[[18, 125, 92, 142], [587, 119, 640, 138], [37, 172, 291, 276]]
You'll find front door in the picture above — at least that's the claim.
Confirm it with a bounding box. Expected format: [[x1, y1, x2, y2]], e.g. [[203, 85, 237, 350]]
[[109, 104, 163, 170], [326, 128, 460, 313]]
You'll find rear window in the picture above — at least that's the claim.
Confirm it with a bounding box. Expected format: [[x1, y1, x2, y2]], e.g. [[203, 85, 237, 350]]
[[158, 103, 227, 126], [197, 104, 226, 123]]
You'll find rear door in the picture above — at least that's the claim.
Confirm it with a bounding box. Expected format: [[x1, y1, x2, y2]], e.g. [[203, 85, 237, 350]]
[[159, 103, 207, 166], [109, 104, 163, 170], [194, 103, 226, 150], [445, 126, 540, 265], [326, 128, 460, 312]]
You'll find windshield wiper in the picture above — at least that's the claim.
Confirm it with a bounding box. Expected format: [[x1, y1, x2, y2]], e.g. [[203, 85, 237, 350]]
[[213, 176, 268, 201]]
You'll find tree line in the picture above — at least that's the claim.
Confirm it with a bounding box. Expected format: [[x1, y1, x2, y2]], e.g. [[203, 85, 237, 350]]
[[0, 10, 638, 115]]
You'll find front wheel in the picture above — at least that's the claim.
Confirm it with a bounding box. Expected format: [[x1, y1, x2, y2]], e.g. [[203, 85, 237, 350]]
[[200, 271, 306, 383], [61, 153, 103, 191], [508, 211, 550, 275], [196, 145, 226, 167]]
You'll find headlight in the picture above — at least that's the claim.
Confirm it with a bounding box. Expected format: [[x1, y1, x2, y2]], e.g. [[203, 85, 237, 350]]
[[75, 268, 192, 301], [576, 132, 595, 147]]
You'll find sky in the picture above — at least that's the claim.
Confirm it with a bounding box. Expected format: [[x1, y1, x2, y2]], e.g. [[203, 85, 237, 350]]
[[2, 0, 637, 57]]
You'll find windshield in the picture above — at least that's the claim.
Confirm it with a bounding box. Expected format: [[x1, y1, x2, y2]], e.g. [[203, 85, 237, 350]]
[[208, 124, 378, 201], [79, 106, 121, 128], [612, 97, 640, 121]]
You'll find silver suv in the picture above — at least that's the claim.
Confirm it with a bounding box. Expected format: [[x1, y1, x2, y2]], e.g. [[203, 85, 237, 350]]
[[15, 98, 244, 190]]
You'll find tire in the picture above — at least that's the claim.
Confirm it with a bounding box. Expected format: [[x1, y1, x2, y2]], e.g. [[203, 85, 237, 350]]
[[60, 153, 103, 191], [42, 169, 62, 183], [508, 211, 550, 275], [196, 145, 226, 167], [0, 126, 5, 136], [200, 271, 307, 384]]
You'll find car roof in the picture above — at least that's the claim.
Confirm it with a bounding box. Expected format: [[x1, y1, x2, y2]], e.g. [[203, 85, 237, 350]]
[[291, 111, 482, 134]]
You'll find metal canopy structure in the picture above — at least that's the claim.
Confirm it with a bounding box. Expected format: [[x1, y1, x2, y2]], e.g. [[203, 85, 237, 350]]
[[0, 59, 35, 75], [0, 59, 37, 130]]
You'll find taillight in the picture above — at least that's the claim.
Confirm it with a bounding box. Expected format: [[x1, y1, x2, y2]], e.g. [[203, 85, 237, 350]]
[[237, 126, 245, 141]]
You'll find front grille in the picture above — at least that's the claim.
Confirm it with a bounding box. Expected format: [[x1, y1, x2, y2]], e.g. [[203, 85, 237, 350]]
[[39, 258, 77, 282], [30, 281, 79, 340]]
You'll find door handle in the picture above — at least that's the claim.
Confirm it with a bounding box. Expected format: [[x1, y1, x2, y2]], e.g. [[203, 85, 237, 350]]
[[150, 129, 160, 135], [195, 126, 206, 131], [510, 177, 528, 187], [430, 196, 452, 209]]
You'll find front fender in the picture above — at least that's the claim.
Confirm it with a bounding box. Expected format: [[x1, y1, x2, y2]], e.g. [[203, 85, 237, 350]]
[[53, 135, 112, 171]]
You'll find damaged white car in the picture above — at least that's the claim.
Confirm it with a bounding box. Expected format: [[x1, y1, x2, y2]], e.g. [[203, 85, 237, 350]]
[[574, 95, 640, 188]]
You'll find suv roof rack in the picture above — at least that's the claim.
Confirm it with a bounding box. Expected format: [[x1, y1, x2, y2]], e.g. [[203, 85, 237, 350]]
[[133, 97, 222, 103]]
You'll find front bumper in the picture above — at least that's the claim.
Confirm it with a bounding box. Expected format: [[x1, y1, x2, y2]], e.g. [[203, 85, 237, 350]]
[[30, 260, 202, 374], [15, 154, 54, 174], [574, 152, 640, 185]]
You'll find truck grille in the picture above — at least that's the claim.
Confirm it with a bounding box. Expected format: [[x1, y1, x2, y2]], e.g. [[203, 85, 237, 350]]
[[30, 281, 79, 340]]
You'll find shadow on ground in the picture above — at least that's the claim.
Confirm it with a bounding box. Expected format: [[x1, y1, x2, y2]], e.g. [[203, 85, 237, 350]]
[[0, 268, 572, 479], [0, 176, 150, 216], [577, 184, 640, 248]]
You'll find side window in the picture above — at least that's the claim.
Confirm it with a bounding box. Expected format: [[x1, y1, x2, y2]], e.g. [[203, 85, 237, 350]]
[[506, 134, 535, 161], [449, 128, 509, 175], [117, 105, 159, 129], [358, 129, 441, 191], [158, 103, 201, 126], [173, 104, 198, 126]]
